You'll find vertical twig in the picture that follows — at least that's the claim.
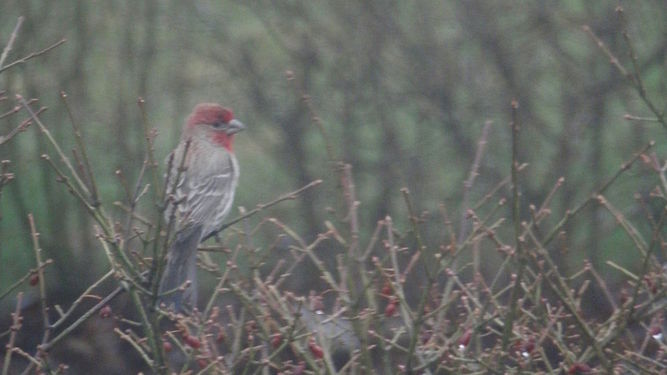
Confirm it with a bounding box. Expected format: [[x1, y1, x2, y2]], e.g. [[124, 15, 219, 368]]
[[385, 216, 413, 331], [402, 188, 433, 373], [340, 163, 374, 370], [502, 99, 523, 350], [2, 292, 24, 375], [137, 98, 163, 202], [28, 214, 52, 356], [459, 120, 492, 243], [130, 290, 164, 373], [61, 91, 100, 206], [149, 139, 191, 309]]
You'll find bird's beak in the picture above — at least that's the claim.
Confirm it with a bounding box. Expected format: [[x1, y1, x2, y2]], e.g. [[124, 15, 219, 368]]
[[226, 119, 245, 135]]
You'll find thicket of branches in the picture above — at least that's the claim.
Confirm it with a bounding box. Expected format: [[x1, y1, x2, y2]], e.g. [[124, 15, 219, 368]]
[[1, 3, 666, 375]]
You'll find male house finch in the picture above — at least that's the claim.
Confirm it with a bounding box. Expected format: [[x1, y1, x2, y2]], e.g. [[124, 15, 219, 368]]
[[159, 103, 245, 311]]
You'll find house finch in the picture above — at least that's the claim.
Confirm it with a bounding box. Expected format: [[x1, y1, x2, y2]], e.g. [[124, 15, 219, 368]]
[[159, 103, 245, 311]]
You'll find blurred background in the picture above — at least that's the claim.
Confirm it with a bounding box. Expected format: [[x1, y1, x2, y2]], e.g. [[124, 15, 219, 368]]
[[0, 1, 666, 369]]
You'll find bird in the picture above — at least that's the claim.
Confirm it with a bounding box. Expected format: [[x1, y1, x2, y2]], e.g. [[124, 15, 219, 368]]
[[159, 103, 245, 311]]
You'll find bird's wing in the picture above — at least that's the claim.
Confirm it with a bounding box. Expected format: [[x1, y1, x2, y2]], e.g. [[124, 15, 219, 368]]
[[173, 149, 238, 238], [184, 170, 235, 223]]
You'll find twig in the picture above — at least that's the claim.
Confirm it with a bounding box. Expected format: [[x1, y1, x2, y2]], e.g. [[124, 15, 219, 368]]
[[19, 98, 91, 198], [28, 214, 52, 358], [0, 17, 24, 69], [2, 292, 23, 375], [129, 289, 163, 373], [624, 114, 660, 123], [0, 105, 22, 120], [0, 38, 66, 74], [597, 195, 648, 255], [149, 142, 189, 297], [542, 141, 655, 247], [112, 201, 153, 226], [0, 105, 45, 145], [402, 187, 432, 373], [581, 25, 628, 77], [583, 18, 666, 131], [49, 270, 115, 330], [0, 259, 53, 302], [341, 164, 360, 257], [459, 120, 492, 243], [137, 98, 162, 202], [40, 286, 124, 352], [269, 219, 339, 292], [385, 216, 413, 335], [41, 153, 145, 279], [115, 328, 155, 369], [61, 91, 100, 206], [202, 179, 322, 242], [523, 226, 613, 371], [502, 99, 524, 351], [286, 70, 337, 165], [201, 239, 244, 322], [438, 203, 457, 253], [625, 205, 667, 321], [339, 163, 374, 370]]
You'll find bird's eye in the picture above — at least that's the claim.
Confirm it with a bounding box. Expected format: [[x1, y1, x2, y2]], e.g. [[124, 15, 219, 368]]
[[212, 121, 224, 129]]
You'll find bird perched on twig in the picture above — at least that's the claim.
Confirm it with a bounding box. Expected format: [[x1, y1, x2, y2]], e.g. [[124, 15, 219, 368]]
[[159, 103, 245, 311]]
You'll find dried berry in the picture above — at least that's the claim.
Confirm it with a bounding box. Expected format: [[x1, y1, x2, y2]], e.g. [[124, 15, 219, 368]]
[[308, 339, 323, 359], [514, 339, 534, 358], [457, 329, 472, 350], [384, 298, 397, 317], [99, 305, 112, 319], [271, 333, 283, 348], [293, 361, 305, 375], [568, 363, 592, 374], [381, 281, 392, 297], [184, 334, 201, 349], [649, 326, 663, 341]]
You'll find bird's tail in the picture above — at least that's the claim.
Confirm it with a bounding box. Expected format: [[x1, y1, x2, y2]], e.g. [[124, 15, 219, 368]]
[[159, 226, 203, 312]]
